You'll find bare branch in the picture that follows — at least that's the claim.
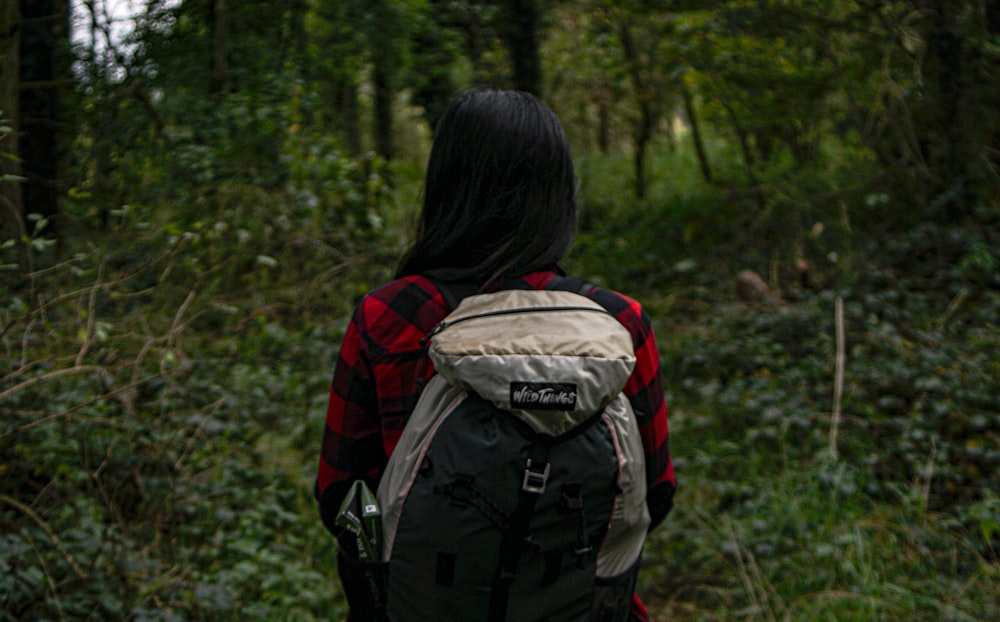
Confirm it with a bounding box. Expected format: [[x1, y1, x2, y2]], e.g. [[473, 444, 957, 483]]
[[0, 493, 88, 580], [0, 365, 105, 403]]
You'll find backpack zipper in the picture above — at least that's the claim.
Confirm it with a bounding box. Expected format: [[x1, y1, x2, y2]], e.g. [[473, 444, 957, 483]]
[[421, 305, 612, 347]]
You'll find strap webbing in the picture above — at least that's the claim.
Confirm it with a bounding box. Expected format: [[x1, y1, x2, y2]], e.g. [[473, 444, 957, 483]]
[[431, 273, 592, 312], [431, 278, 480, 311], [488, 443, 551, 622], [543, 274, 593, 296]]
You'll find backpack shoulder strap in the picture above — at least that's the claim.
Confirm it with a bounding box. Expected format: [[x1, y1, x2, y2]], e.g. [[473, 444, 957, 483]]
[[431, 274, 593, 310], [426, 277, 479, 311], [543, 274, 594, 297]]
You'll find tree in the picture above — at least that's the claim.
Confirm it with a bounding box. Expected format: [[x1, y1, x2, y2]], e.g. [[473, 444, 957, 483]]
[[18, 0, 69, 236], [679, 79, 713, 185], [408, 0, 463, 131], [885, 0, 1000, 218], [604, 3, 683, 199], [542, 4, 627, 155], [615, 14, 655, 199], [209, 0, 227, 95], [675, 0, 999, 222], [342, 0, 420, 161], [372, 17, 396, 161], [689, 3, 847, 176], [1, 2, 22, 243], [501, 0, 542, 95], [136, 0, 310, 189]]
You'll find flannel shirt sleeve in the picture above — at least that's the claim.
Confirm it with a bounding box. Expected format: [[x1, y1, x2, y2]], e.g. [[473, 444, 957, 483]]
[[315, 301, 384, 535], [315, 276, 447, 536]]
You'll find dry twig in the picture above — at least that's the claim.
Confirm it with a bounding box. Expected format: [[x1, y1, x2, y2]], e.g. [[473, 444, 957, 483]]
[[0, 493, 88, 580], [829, 296, 845, 458]]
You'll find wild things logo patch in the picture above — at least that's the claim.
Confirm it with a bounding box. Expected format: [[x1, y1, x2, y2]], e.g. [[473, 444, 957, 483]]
[[510, 382, 578, 410]]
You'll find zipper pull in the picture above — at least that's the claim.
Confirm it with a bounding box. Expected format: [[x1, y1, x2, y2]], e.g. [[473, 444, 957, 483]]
[[420, 320, 449, 347]]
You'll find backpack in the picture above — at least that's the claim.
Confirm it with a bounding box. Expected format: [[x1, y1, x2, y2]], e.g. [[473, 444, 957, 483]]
[[370, 278, 651, 622]]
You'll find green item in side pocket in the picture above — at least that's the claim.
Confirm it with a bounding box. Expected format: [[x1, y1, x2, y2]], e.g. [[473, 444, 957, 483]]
[[359, 480, 382, 558], [336, 480, 382, 561]]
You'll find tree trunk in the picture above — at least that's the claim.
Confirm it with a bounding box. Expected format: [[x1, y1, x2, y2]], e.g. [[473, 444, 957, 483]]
[[333, 76, 361, 156], [209, 0, 227, 94], [598, 101, 610, 154], [681, 83, 713, 184], [372, 60, 393, 160], [929, 2, 967, 217], [634, 123, 649, 200], [367, 0, 397, 161], [19, 0, 66, 237], [503, 0, 541, 95], [289, 0, 312, 126], [988, 1, 1000, 202], [725, 104, 756, 184], [411, 43, 453, 133], [410, 0, 457, 132], [616, 17, 654, 199], [1, 1, 22, 243], [414, 69, 452, 133]]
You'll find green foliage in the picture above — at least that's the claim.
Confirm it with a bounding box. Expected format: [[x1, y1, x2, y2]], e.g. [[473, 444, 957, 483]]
[[12, 0, 997, 619], [1, 163, 402, 619], [616, 221, 999, 620], [532, 123, 1000, 619]]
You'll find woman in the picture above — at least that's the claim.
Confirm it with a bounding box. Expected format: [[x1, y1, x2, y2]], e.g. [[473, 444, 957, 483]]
[[316, 89, 675, 620]]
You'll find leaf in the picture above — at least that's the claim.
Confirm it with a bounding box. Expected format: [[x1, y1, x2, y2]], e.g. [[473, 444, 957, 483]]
[[68, 186, 92, 200], [30, 237, 56, 251]]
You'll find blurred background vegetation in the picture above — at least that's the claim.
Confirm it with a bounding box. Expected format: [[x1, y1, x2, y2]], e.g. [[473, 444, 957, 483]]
[[1, 0, 998, 620]]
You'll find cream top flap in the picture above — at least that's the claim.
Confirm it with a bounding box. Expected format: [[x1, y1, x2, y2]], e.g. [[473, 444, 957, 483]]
[[428, 289, 636, 430]]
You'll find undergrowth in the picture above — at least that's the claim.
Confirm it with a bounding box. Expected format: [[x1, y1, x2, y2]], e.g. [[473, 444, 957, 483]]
[[2, 144, 997, 621], [1, 167, 403, 619], [640, 215, 999, 621]]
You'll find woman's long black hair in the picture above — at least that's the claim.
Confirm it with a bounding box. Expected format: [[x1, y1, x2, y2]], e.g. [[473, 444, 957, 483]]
[[396, 89, 576, 286]]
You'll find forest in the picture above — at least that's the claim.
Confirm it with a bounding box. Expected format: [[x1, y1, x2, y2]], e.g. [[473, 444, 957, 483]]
[[1, 0, 998, 620]]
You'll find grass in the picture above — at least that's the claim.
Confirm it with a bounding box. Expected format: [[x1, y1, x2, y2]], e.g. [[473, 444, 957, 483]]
[[644, 435, 998, 620]]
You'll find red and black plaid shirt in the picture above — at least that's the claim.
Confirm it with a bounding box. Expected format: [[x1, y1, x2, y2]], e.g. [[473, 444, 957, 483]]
[[316, 270, 675, 532]]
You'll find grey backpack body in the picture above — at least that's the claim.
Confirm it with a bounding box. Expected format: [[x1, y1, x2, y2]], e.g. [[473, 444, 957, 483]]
[[376, 283, 650, 622]]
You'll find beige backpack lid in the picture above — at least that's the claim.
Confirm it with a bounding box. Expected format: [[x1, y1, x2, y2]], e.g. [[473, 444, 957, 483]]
[[428, 289, 636, 436]]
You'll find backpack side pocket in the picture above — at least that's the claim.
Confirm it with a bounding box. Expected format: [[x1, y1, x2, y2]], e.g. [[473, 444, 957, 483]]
[[337, 550, 389, 622], [591, 559, 640, 622]]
